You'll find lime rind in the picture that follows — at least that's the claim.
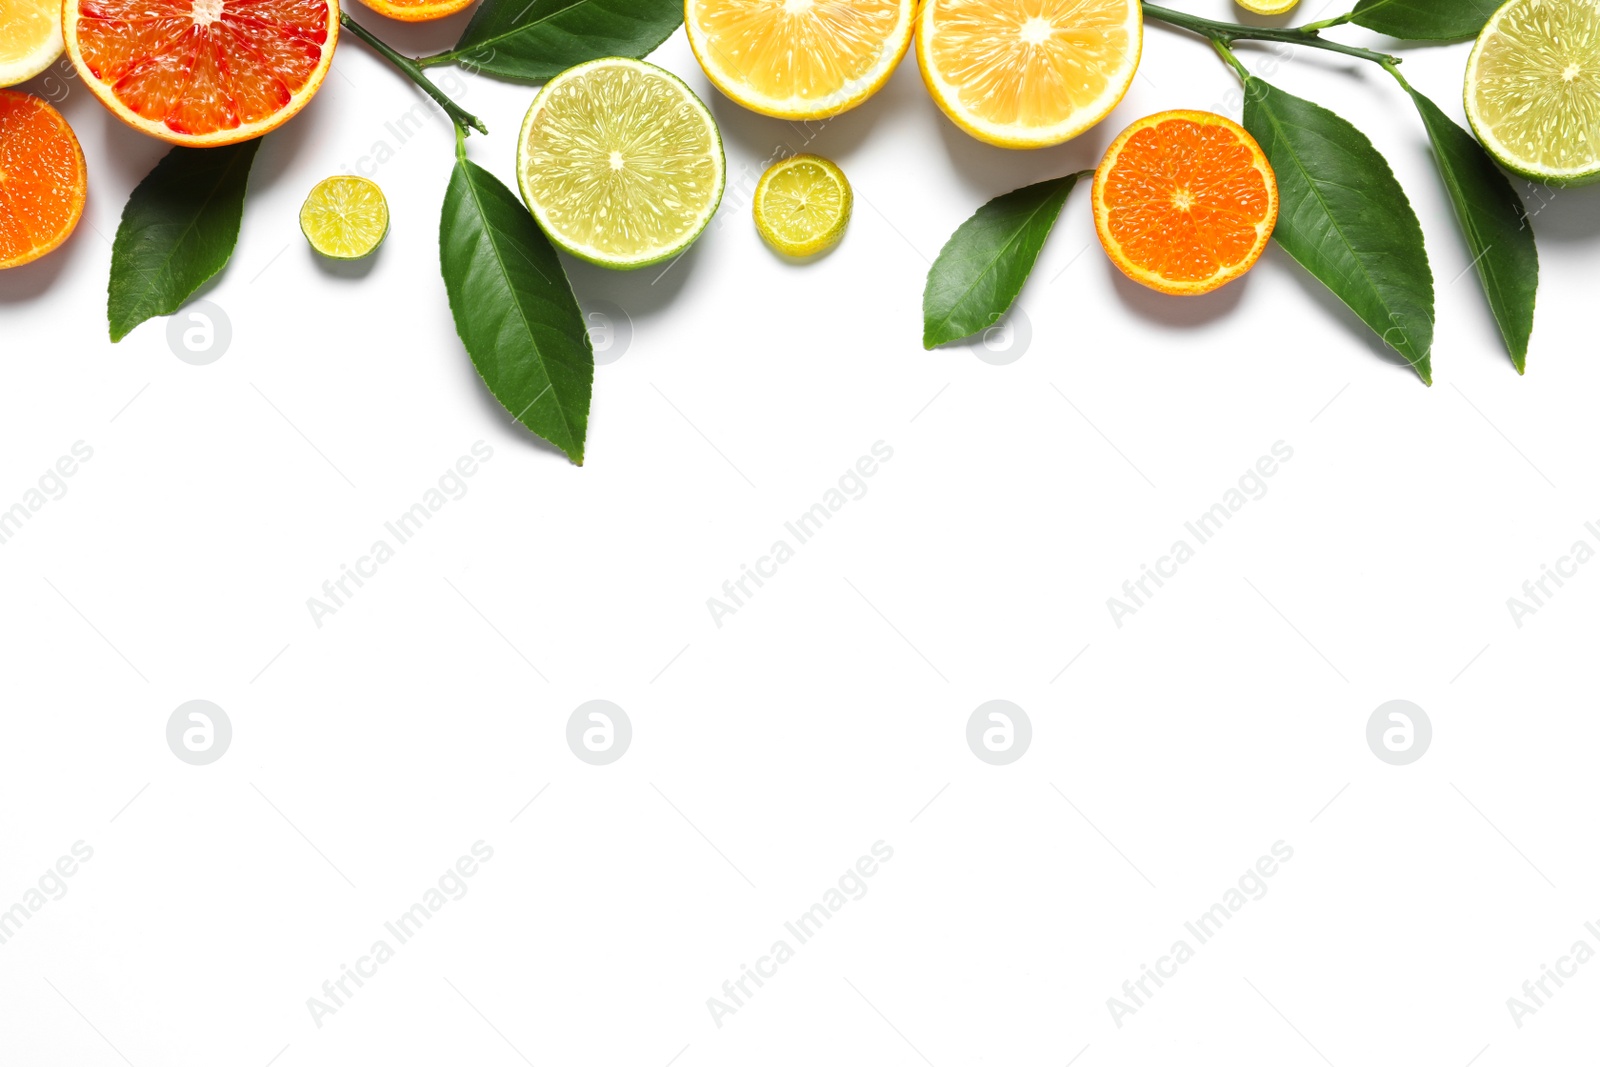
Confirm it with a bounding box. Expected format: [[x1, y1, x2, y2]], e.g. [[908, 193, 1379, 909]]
[[753, 154, 853, 258], [517, 57, 727, 271], [300, 176, 389, 259], [1466, 0, 1600, 186]]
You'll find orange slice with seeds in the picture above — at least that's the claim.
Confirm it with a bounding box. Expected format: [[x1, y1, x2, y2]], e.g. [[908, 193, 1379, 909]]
[[1092, 110, 1278, 296], [63, 0, 337, 146], [0, 90, 86, 269]]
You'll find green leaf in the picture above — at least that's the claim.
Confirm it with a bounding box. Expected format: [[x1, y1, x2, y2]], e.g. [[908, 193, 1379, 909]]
[[1243, 77, 1435, 384], [1402, 85, 1538, 372], [440, 156, 593, 464], [1348, 0, 1498, 41], [444, 0, 682, 82], [922, 174, 1081, 349], [108, 141, 259, 342]]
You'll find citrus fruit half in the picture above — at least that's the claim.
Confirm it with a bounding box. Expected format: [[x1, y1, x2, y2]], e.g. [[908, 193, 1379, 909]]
[[1236, 0, 1299, 14], [301, 175, 388, 259], [1466, 0, 1600, 186], [1092, 110, 1278, 296], [753, 154, 852, 257], [0, 0, 63, 87], [0, 90, 85, 269], [686, 0, 915, 120], [517, 57, 725, 271], [917, 0, 1142, 149], [62, 0, 338, 146], [348, 0, 470, 22]]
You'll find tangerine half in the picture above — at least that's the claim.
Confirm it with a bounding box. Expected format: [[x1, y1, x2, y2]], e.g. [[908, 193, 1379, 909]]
[[1092, 110, 1278, 296], [0, 90, 86, 269], [63, 0, 338, 146]]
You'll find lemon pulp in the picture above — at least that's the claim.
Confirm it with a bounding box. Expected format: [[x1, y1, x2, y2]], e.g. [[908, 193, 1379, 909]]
[[300, 176, 389, 259], [686, 0, 914, 119], [0, 0, 63, 87], [917, 0, 1143, 148], [753, 154, 852, 257]]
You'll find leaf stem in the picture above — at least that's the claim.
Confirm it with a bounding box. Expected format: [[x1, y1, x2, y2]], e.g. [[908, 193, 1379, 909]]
[[1298, 10, 1355, 32], [1378, 55, 1414, 91], [338, 11, 488, 134], [1209, 36, 1251, 81], [415, 48, 459, 69], [1140, 2, 1400, 67]]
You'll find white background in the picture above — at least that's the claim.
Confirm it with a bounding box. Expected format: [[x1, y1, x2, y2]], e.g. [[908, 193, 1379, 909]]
[[3, 1, 1599, 1065]]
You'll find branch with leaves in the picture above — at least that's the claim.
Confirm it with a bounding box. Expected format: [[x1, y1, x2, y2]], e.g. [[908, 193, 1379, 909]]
[[104, 0, 1538, 476], [924, 0, 1537, 383], [106, 0, 688, 466]]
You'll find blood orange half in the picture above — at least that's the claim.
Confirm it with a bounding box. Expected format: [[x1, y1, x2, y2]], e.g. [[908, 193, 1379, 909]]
[[63, 0, 338, 146], [0, 90, 86, 269]]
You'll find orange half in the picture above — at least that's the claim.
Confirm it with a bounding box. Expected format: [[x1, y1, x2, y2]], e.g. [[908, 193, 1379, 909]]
[[63, 0, 337, 146], [0, 90, 86, 269], [1092, 110, 1278, 296]]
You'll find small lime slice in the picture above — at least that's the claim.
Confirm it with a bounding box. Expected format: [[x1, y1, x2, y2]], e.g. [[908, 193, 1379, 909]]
[[1235, 0, 1298, 13], [1466, 0, 1600, 186], [517, 57, 726, 271], [300, 176, 389, 259], [753, 154, 852, 258]]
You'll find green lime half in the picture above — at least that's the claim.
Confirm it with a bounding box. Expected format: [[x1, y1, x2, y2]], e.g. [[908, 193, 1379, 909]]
[[299, 176, 389, 259], [517, 57, 726, 270], [1466, 0, 1600, 186]]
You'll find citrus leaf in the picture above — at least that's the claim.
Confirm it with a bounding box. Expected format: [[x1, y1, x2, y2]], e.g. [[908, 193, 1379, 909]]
[[446, 0, 681, 82], [1403, 85, 1538, 372], [108, 141, 258, 342], [440, 157, 593, 464], [923, 174, 1080, 349], [1348, 0, 1498, 41], [1243, 77, 1435, 384]]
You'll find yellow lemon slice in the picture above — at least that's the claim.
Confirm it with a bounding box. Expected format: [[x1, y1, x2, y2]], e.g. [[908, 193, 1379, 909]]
[[753, 154, 852, 256], [686, 0, 916, 119], [0, 0, 63, 88], [917, 0, 1143, 148], [1236, 0, 1299, 14], [300, 176, 389, 260]]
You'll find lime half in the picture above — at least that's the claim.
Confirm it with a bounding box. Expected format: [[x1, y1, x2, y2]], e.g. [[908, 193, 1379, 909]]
[[1466, 0, 1600, 186], [753, 154, 852, 258], [517, 57, 726, 270], [300, 176, 389, 259]]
